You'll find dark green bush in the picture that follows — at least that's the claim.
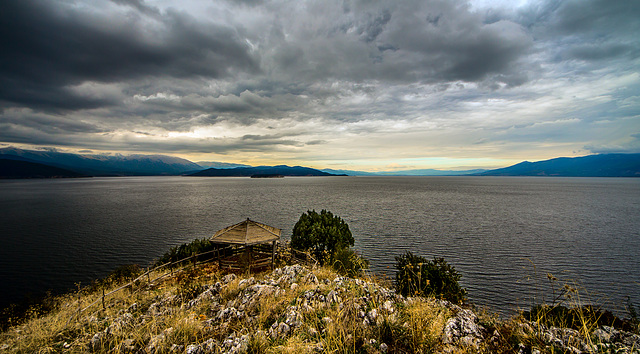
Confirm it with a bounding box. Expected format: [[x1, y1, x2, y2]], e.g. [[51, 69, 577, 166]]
[[155, 238, 220, 267], [291, 209, 354, 264], [332, 247, 369, 277], [523, 304, 633, 332], [394, 252, 466, 304]]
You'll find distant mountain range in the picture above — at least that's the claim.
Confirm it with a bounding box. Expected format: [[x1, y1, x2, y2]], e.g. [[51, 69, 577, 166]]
[[0, 147, 201, 176], [195, 161, 252, 169], [0, 159, 87, 179], [189, 165, 345, 177], [0, 147, 638, 178], [473, 153, 640, 177]]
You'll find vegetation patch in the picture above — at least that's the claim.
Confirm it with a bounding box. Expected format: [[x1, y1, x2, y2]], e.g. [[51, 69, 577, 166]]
[[154, 238, 221, 267], [394, 251, 467, 304]]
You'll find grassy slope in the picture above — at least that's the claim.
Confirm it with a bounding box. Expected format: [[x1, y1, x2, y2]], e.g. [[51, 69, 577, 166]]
[[0, 263, 478, 353], [0, 262, 638, 353]]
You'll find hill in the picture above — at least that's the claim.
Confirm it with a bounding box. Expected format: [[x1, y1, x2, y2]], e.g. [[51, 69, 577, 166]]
[[189, 165, 345, 177], [0, 147, 202, 176], [0, 159, 87, 179], [475, 153, 640, 177], [1, 262, 638, 353], [195, 161, 251, 169]]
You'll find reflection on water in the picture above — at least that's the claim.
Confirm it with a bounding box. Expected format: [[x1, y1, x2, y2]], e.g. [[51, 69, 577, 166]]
[[1, 176, 639, 315]]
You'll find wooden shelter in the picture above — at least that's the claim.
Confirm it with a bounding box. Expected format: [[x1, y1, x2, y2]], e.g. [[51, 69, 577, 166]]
[[211, 218, 281, 272]]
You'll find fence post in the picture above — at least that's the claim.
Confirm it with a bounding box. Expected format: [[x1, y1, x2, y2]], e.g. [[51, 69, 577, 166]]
[[77, 284, 81, 322]]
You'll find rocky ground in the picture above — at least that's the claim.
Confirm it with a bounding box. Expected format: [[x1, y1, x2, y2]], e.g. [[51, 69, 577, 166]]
[[1, 264, 639, 353]]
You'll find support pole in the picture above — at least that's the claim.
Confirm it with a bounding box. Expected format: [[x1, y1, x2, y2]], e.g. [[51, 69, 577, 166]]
[[272, 241, 276, 269], [77, 283, 81, 321]]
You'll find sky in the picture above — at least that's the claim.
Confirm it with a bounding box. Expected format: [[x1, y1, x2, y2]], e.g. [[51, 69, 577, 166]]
[[1, 0, 639, 171]]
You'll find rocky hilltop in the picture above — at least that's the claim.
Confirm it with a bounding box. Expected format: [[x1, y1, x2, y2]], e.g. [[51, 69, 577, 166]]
[[1, 264, 639, 353]]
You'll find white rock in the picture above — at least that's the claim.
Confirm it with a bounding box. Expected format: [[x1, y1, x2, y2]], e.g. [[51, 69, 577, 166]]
[[185, 344, 204, 354], [90, 332, 105, 349], [222, 273, 237, 284], [238, 277, 255, 288], [278, 322, 290, 336], [326, 290, 339, 304], [146, 333, 166, 353], [170, 344, 184, 352], [442, 309, 485, 347], [382, 300, 394, 313], [285, 308, 303, 328], [303, 273, 319, 285], [367, 309, 378, 323]]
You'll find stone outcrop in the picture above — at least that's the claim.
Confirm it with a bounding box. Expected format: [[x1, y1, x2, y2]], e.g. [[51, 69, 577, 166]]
[[74, 265, 640, 353]]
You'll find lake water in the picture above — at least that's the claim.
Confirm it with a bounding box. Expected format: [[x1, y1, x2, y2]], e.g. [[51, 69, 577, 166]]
[[1, 176, 639, 316]]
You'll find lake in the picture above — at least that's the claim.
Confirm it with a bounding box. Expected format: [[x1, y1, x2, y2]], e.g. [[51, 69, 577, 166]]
[[1, 176, 639, 316]]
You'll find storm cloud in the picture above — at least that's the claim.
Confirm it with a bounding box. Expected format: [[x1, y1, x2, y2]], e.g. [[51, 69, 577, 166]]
[[0, 0, 638, 169]]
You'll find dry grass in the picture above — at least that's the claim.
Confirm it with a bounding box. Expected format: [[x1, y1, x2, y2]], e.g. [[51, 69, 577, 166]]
[[16, 263, 635, 354], [0, 264, 213, 353], [0, 262, 468, 353], [403, 298, 451, 352]]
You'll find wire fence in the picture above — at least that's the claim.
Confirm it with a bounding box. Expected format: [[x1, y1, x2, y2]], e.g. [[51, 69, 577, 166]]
[[65, 244, 317, 326]]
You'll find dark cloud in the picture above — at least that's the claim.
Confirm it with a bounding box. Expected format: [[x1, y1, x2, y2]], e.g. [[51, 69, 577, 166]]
[[0, 0, 637, 167], [519, 0, 640, 65], [110, 0, 161, 15], [1, 109, 105, 135], [0, 0, 258, 111], [551, 0, 640, 35]]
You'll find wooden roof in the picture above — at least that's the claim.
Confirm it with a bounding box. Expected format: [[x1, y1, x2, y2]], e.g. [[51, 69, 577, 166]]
[[211, 218, 281, 245]]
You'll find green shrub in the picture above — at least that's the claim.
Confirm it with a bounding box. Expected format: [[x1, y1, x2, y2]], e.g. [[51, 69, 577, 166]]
[[291, 209, 354, 265], [522, 304, 633, 332], [154, 238, 220, 267], [394, 252, 466, 304], [332, 247, 369, 277]]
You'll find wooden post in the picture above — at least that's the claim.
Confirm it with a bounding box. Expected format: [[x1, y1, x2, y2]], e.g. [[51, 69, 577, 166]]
[[246, 246, 251, 274], [272, 241, 276, 269], [77, 283, 81, 321], [102, 288, 105, 310]]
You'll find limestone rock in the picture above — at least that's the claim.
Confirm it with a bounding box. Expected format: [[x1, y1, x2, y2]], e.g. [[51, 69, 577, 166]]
[[222, 273, 237, 284], [90, 331, 105, 349], [185, 344, 204, 354], [442, 309, 485, 347]]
